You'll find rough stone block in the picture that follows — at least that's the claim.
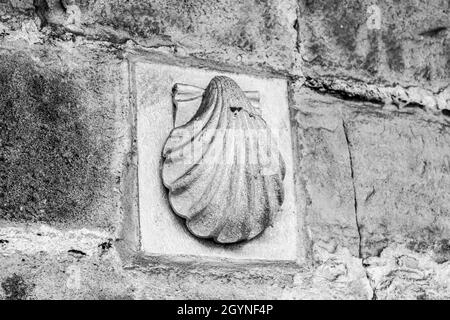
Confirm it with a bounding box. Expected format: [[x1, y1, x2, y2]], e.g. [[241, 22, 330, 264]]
[[292, 86, 450, 261], [344, 108, 450, 258], [0, 48, 130, 231], [364, 243, 450, 300], [46, 0, 299, 73], [291, 88, 361, 256], [299, 0, 449, 89]]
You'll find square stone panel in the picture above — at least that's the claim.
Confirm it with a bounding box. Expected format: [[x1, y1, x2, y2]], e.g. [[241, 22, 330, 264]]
[[134, 60, 299, 261]]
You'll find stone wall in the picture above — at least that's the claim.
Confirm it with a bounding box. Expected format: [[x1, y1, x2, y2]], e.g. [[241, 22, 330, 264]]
[[0, 0, 449, 299]]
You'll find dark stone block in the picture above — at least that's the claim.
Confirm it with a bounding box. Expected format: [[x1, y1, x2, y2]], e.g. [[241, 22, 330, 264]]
[[299, 0, 449, 88], [1, 274, 33, 300], [0, 52, 125, 229]]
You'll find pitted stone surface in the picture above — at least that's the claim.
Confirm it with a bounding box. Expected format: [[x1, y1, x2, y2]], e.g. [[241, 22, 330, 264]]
[[299, 0, 449, 89], [291, 88, 361, 257], [0, 47, 130, 231], [344, 109, 450, 259]]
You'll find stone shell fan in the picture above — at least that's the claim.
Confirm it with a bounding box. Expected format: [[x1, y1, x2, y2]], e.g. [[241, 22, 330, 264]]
[[162, 76, 285, 244]]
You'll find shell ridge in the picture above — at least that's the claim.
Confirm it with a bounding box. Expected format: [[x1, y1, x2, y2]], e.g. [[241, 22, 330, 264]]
[[185, 128, 228, 217], [162, 85, 224, 187], [162, 76, 286, 243], [241, 109, 258, 239], [234, 113, 255, 242], [261, 133, 285, 226], [184, 96, 235, 236], [167, 89, 229, 216], [182, 94, 230, 210], [213, 113, 241, 242], [163, 84, 219, 158], [241, 110, 263, 239], [206, 105, 240, 240], [277, 152, 286, 196], [188, 110, 237, 239], [255, 118, 272, 228], [167, 80, 228, 191]]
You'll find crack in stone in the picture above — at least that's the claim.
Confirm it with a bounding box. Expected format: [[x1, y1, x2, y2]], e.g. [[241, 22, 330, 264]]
[[342, 119, 362, 258], [33, 0, 49, 28], [305, 77, 450, 116], [306, 77, 385, 105], [342, 119, 379, 300]]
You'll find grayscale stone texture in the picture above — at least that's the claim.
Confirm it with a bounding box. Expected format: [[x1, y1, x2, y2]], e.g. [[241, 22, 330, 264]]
[[0, 0, 449, 299]]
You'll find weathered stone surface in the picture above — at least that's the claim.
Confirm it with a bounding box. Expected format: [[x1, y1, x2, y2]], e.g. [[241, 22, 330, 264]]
[[299, 0, 450, 89], [0, 224, 371, 299], [0, 230, 359, 301], [1, 0, 34, 12], [99, 0, 298, 71], [291, 87, 361, 257], [303, 76, 450, 115], [293, 87, 450, 259], [344, 108, 450, 259], [129, 248, 371, 299], [15, 0, 298, 73], [1, 273, 33, 300], [364, 243, 450, 299], [0, 226, 132, 299], [0, 45, 130, 231], [292, 86, 450, 264]]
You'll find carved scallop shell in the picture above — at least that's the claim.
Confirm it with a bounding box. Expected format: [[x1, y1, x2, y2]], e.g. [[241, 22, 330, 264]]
[[162, 76, 285, 244]]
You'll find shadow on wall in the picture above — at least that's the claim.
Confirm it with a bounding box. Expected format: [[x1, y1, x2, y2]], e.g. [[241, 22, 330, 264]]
[[0, 55, 111, 225]]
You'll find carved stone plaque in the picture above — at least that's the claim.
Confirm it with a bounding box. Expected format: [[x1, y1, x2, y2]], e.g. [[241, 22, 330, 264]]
[[135, 61, 299, 261], [162, 76, 286, 244]]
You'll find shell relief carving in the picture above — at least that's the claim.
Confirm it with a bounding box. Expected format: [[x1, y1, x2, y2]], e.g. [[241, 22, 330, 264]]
[[162, 76, 285, 244]]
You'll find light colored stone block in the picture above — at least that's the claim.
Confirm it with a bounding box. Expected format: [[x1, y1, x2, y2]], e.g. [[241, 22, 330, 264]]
[[134, 60, 299, 261]]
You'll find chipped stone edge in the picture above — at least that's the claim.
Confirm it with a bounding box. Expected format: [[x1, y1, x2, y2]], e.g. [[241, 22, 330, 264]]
[[0, 224, 113, 257], [304, 76, 450, 115]]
